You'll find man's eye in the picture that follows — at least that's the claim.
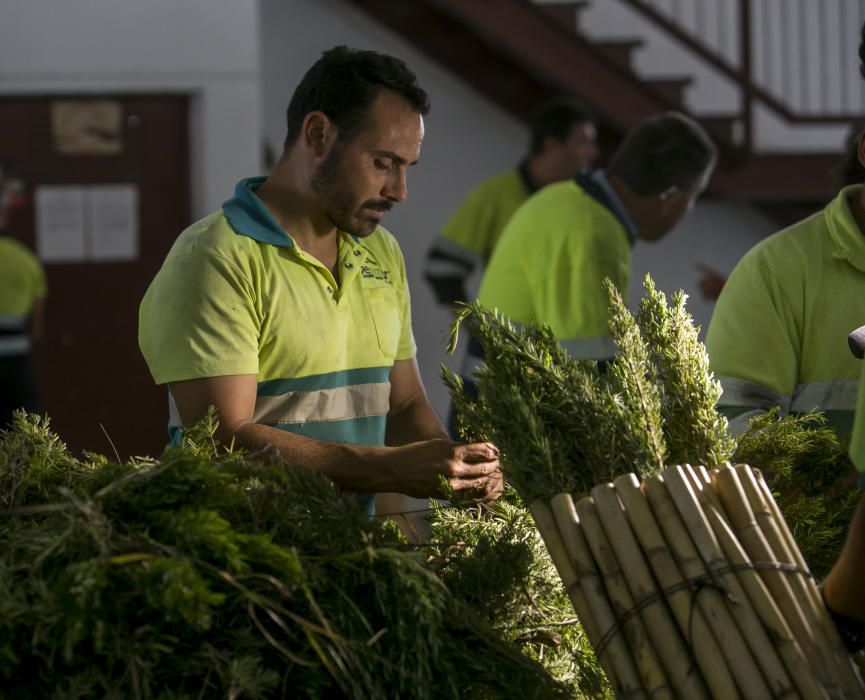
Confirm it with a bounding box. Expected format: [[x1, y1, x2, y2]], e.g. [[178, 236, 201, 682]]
[[374, 159, 390, 171]]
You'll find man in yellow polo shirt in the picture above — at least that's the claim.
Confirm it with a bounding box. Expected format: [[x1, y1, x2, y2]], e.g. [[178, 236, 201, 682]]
[[424, 97, 598, 307], [0, 165, 46, 427], [139, 47, 502, 519]]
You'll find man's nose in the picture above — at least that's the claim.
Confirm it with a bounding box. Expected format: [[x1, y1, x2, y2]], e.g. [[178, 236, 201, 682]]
[[384, 168, 408, 203]]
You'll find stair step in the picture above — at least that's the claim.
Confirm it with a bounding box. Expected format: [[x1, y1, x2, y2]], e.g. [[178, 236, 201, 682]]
[[592, 39, 644, 71], [644, 77, 693, 108], [538, 1, 591, 33]]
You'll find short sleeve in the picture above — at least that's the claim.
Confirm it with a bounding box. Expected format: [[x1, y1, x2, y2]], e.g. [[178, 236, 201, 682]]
[[706, 247, 800, 412], [139, 251, 260, 384], [441, 182, 496, 258]]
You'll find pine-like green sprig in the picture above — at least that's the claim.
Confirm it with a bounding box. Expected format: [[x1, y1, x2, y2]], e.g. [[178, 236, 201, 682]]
[[635, 275, 735, 466], [604, 279, 667, 475], [444, 303, 610, 500]]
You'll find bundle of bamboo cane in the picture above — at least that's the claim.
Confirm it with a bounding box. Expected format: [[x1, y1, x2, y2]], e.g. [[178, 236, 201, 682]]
[[531, 463, 865, 700]]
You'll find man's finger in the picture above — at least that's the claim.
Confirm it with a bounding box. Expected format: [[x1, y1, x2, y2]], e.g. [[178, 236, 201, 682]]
[[456, 442, 499, 461], [452, 461, 501, 479], [449, 473, 504, 502]]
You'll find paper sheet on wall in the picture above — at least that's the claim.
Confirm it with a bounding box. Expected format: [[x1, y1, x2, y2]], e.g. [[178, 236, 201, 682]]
[[35, 186, 87, 262], [88, 185, 138, 261]]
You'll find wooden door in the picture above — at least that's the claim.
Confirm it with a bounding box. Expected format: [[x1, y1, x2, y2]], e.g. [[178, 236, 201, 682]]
[[0, 95, 189, 459]]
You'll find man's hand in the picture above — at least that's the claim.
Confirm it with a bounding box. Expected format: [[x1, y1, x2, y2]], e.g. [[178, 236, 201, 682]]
[[385, 439, 503, 501], [695, 263, 727, 301]]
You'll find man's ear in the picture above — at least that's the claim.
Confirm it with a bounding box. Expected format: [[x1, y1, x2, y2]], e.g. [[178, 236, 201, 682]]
[[302, 111, 336, 157], [658, 185, 685, 213], [540, 135, 565, 156]]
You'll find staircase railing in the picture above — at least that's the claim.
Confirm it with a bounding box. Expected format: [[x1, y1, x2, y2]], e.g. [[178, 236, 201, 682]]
[[619, 0, 864, 151]]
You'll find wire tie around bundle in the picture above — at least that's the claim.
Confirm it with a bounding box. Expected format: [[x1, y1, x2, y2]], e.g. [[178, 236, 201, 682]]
[[590, 560, 813, 659]]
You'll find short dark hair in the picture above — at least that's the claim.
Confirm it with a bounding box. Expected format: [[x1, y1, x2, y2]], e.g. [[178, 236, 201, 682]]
[[529, 97, 594, 155], [607, 112, 716, 196], [284, 46, 430, 149]]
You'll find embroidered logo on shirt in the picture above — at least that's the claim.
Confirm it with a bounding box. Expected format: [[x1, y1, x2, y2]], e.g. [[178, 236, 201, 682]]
[[361, 264, 391, 283]]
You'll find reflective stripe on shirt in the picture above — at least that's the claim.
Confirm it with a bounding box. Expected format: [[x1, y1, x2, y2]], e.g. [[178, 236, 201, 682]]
[[717, 376, 858, 414], [424, 258, 472, 279], [0, 335, 29, 356], [252, 382, 390, 424], [559, 335, 617, 361], [168, 366, 392, 446], [460, 325, 615, 380], [716, 376, 791, 412], [0, 314, 27, 331], [789, 379, 858, 413], [425, 237, 485, 272]]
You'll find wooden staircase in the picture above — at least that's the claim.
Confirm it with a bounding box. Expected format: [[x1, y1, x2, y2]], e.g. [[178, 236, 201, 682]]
[[342, 0, 851, 205]]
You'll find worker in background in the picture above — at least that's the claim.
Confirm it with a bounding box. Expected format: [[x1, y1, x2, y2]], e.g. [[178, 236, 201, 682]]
[[423, 97, 599, 308], [139, 47, 502, 530], [704, 129, 865, 436], [0, 164, 46, 428], [461, 112, 714, 387]]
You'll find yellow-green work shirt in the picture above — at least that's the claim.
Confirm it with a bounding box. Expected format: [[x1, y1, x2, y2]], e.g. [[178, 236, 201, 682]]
[[706, 186, 865, 436], [476, 174, 634, 361], [0, 237, 46, 356], [139, 177, 417, 454], [424, 167, 532, 305]]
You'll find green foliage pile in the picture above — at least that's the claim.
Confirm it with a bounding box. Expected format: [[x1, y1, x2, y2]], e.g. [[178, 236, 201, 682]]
[[0, 413, 568, 699], [733, 409, 861, 579], [427, 490, 612, 699], [445, 276, 734, 502]]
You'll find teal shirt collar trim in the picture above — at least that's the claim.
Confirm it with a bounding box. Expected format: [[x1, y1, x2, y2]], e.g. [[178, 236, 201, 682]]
[[222, 176, 362, 247], [222, 176, 295, 248]]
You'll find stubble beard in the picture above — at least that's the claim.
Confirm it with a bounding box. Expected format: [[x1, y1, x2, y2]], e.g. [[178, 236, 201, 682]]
[[311, 142, 383, 238]]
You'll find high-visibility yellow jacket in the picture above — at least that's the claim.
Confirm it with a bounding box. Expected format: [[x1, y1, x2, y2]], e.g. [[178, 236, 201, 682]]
[[706, 186, 865, 436], [475, 172, 636, 362], [0, 237, 46, 357]]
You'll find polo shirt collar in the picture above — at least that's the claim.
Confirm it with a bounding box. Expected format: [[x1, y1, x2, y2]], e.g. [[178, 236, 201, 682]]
[[575, 170, 639, 245], [223, 176, 295, 247], [223, 177, 364, 250], [827, 185, 865, 273]]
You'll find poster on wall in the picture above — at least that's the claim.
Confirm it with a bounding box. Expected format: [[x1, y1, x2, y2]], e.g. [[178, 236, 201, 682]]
[[51, 101, 123, 155], [35, 184, 139, 263], [35, 186, 87, 262], [88, 185, 138, 261]]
